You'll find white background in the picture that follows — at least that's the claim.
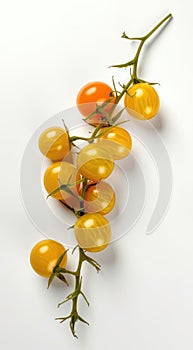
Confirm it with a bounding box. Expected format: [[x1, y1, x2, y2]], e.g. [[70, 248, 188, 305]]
[[1, 0, 193, 349]]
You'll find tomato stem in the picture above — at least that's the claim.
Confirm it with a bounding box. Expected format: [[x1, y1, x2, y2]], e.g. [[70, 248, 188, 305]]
[[69, 120, 109, 144], [69, 113, 122, 146], [48, 180, 87, 218], [52, 247, 100, 338], [131, 13, 172, 82], [112, 13, 172, 95]]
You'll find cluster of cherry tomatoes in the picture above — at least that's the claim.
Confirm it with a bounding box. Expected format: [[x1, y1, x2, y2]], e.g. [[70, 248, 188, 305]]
[[30, 80, 160, 275], [28, 12, 172, 337]]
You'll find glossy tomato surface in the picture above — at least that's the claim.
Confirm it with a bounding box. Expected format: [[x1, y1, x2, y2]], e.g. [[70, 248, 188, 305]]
[[30, 239, 67, 277], [84, 181, 115, 215], [76, 81, 115, 125], [43, 161, 81, 208], [74, 213, 111, 252], [38, 127, 70, 161], [77, 142, 114, 182], [98, 126, 132, 160], [124, 83, 160, 120]]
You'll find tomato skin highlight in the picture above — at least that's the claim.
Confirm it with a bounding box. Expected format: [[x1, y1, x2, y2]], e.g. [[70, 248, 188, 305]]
[[43, 161, 81, 208], [84, 181, 115, 215], [77, 142, 114, 182], [76, 81, 115, 125], [74, 213, 111, 252], [124, 83, 160, 120], [30, 239, 67, 278], [97, 126, 132, 160], [38, 127, 70, 161]]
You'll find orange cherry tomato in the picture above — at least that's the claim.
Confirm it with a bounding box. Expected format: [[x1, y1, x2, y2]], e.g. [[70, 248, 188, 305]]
[[97, 126, 132, 160], [124, 83, 160, 120], [76, 81, 115, 125], [30, 239, 67, 278], [38, 127, 70, 161]]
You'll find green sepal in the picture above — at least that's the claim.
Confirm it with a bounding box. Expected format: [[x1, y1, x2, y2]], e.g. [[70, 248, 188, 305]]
[[57, 273, 69, 286], [47, 272, 56, 289], [112, 107, 125, 123], [55, 250, 68, 267]]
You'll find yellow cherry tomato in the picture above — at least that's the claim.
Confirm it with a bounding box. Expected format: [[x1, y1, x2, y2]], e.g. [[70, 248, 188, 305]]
[[97, 126, 132, 160], [77, 142, 114, 182], [30, 239, 67, 278], [43, 161, 81, 208], [124, 83, 160, 120], [84, 181, 115, 215], [74, 213, 111, 252], [38, 127, 70, 161]]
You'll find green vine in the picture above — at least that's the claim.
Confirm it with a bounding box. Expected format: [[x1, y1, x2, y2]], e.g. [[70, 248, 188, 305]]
[[48, 246, 101, 338], [111, 13, 172, 103]]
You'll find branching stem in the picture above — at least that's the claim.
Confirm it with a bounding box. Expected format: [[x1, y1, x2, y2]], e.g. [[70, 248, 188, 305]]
[[112, 13, 172, 102], [51, 247, 100, 338]]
